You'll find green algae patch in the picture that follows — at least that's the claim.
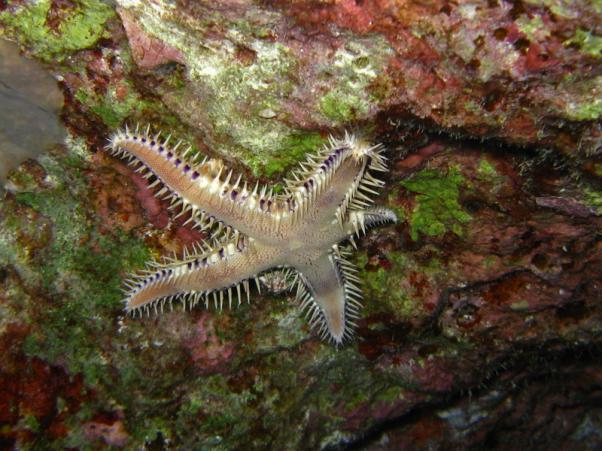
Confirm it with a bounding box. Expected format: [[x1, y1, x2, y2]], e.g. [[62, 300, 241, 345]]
[[583, 186, 602, 214], [516, 15, 550, 42], [564, 96, 602, 122], [556, 76, 602, 122], [400, 167, 472, 241], [476, 157, 507, 195], [477, 158, 498, 178], [357, 252, 420, 318], [21, 414, 41, 433], [5, 144, 149, 387], [565, 29, 602, 58], [319, 89, 368, 123], [524, 0, 585, 18], [315, 39, 391, 125], [75, 82, 153, 129], [0, 0, 115, 63], [248, 131, 327, 179]]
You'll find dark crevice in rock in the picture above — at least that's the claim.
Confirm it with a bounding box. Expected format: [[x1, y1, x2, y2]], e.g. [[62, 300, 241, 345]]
[[334, 341, 602, 450]]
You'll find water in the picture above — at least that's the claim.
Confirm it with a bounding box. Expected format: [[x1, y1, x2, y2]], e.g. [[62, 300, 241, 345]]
[[0, 39, 65, 183]]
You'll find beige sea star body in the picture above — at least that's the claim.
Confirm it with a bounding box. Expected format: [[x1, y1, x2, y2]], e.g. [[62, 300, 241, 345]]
[[106, 127, 397, 344]]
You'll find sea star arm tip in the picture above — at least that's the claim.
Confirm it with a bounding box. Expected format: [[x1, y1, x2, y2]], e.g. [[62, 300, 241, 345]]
[[121, 237, 272, 315], [295, 247, 364, 344]]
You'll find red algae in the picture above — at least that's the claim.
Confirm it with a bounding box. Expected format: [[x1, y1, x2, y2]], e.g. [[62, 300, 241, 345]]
[[184, 313, 235, 374], [0, 324, 92, 447]]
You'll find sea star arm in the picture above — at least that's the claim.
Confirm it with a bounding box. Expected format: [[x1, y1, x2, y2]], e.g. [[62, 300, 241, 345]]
[[345, 207, 398, 238], [122, 238, 276, 314], [295, 248, 362, 344], [287, 134, 389, 234], [108, 128, 287, 238], [313, 207, 398, 247]]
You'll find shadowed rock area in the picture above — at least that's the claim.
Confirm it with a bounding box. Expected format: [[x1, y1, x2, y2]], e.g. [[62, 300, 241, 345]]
[[0, 0, 601, 449]]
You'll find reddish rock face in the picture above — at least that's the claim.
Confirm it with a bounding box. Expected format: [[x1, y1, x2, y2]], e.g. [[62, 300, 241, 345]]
[[184, 313, 235, 374], [266, 0, 601, 154], [117, 8, 185, 69], [0, 322, 92, 447]]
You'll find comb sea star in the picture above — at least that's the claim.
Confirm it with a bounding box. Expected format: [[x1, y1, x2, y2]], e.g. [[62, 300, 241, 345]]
[[106, 127, 397, 344]]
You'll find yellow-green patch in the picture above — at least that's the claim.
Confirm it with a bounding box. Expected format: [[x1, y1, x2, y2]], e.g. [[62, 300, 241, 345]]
[[400, 167, 472, 241], [1, 0, 114, 62]]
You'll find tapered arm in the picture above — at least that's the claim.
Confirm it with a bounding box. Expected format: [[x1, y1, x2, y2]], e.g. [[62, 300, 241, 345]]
[[108, 129, 286, 238], [287, 135, 387, 234], [123, 238, 276, 314], [319, 207, 398, 245], [295, 248, 362, 344]]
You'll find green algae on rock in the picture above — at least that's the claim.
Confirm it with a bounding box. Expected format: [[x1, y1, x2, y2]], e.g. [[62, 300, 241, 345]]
[[1, 142, 150, 385], [400, 167, 472, 241], [0, 0, 114, 63], [74, 81, 152, 129], [582, 186, 602, 215], [564, 29, 602, 58], [110, 0, 393, 177]]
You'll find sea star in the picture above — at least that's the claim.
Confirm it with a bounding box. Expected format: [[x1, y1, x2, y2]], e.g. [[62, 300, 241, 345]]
[[106, 126, 397, 344]]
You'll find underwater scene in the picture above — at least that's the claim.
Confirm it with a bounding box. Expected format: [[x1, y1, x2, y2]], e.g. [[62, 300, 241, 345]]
[[0, 0, 601, 449]]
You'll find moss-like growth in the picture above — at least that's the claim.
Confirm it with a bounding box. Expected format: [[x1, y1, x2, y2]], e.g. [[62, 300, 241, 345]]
[[356, 250, 446, 320], [319, 89, 368, 123], [315, 40, 390, 124], [0, 0, 114, 63], [357, 252, 420, 318], [564, 96, 602, 122], [477, 157, 498, 178], [476, 157, 507, 195], [564, 29, 602, 58], [400, 167, 472, 240], [555, 76, 602, 122], [247, 131, 326, 178], [583, 186, 602, 214], [21, 414, 41, 433], [75, 82, 153, 129], [524, 0, 584, 18], [6, 145, 149, 386], [516, 15, 550, 41]]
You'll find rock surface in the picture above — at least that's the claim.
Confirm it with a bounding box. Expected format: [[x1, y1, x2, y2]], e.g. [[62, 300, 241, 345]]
[[0, 0, 601, 449]]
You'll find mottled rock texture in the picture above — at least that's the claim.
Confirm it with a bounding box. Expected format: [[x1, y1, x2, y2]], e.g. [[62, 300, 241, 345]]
[[0, 0, 601, 449]]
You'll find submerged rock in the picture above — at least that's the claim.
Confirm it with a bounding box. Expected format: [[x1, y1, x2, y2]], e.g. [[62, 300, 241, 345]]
[[0, 0, 601, 449]]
